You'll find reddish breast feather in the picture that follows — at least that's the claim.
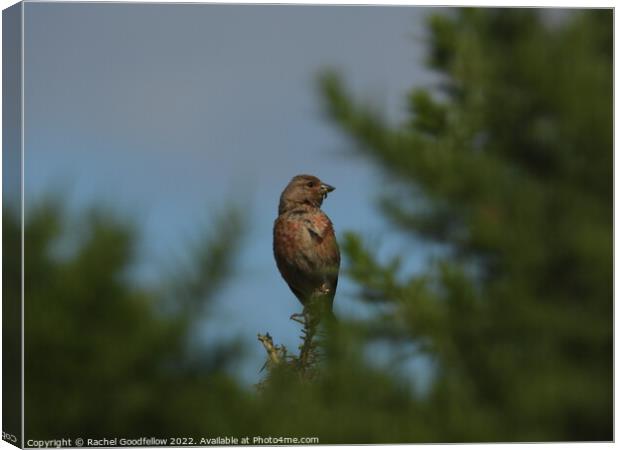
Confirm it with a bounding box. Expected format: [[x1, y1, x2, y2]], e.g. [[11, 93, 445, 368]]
[[275, 217, 301, 260], [275, 212, 333, 258], [313, 214, 329, 228]]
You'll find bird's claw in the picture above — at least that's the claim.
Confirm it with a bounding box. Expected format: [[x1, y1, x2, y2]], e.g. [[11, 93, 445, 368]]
[[318, 283, 331, 295]]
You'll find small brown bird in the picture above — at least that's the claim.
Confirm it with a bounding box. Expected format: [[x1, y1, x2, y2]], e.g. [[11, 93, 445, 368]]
[[273, 174, 340, 321]]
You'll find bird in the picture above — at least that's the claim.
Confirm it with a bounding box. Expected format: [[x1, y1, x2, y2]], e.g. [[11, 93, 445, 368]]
[[273, 174, 340, 323]]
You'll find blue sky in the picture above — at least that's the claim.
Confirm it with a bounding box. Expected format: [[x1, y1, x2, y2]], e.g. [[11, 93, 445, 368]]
[[23, 2, 442, 385]]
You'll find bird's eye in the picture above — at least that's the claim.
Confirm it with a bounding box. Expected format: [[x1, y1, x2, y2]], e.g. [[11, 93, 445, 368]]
[[307, 181, 315, 188]]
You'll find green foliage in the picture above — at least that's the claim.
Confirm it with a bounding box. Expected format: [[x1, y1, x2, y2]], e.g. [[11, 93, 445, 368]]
[[18, 198, 254, 438], [319, 8, 612, 441]]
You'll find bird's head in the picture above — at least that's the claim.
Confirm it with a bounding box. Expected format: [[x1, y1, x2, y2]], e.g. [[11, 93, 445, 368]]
[[278, 174, 335, 215]]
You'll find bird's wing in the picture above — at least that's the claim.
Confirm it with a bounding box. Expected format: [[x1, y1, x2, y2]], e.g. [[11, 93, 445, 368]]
[[305, 214, 340, 304]]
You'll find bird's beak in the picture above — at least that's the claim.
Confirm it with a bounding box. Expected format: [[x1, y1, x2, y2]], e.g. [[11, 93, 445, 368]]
[[320, 183, 335, 199], [321, 183, 335, 193]]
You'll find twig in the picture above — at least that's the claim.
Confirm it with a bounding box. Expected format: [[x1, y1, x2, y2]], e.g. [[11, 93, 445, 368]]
[[257, 305, 325, 386], [298, 318, 317, 371], [257, 332, 283, 366]]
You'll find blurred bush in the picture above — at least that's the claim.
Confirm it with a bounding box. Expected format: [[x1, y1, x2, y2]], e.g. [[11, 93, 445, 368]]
[[318, 8, 612, 441], [17, 198, 258, 438]]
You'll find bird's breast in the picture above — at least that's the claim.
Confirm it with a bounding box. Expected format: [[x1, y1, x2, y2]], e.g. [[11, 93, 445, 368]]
[[273, 211, 338, 266]]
